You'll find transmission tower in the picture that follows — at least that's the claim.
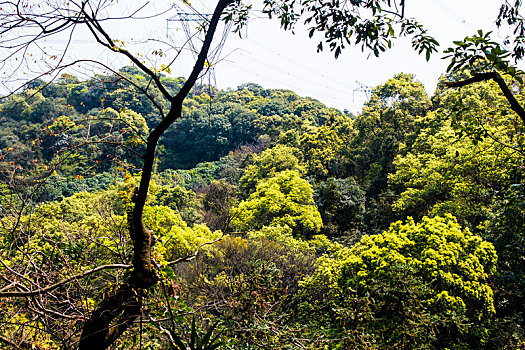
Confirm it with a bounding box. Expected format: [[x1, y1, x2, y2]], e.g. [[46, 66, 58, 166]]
[[165, 3, 232, 100], [166, 8, 213, 38], [353, 81, 373, 103]]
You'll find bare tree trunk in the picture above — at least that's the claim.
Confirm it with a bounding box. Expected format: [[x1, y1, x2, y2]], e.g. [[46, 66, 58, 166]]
[[78, 0, 234, 348]]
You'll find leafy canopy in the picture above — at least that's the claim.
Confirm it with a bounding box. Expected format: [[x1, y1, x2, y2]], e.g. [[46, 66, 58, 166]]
[[299, 215, 497, 349], [232, 169, 322, 237]]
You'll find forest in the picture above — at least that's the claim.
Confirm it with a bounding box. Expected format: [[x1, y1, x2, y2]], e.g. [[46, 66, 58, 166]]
[[0, 67, 523, 349], [0, 0, 524, 349]]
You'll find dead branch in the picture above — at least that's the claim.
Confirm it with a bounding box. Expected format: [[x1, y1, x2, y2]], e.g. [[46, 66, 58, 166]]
[[0, 264, 131, 298]]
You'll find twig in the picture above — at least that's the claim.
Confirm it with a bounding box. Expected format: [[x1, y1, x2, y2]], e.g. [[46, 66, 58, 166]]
[[166, 237, 223, 266], [0, 264, 131, 297]]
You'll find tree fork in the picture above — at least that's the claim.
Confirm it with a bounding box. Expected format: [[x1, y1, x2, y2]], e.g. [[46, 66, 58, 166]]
[[78, 0, 235, 348]]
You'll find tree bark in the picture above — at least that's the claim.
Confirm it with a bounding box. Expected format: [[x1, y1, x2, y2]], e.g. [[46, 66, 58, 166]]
[[78, 0, 234, 348]]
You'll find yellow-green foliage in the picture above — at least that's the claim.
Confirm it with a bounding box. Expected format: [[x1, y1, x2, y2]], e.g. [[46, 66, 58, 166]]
[[345, 215, 496, 313], [96, 107, 149, 141], [232, 169, 322, 237], [144, 205, 221, 262], [390, 116, 514, 222], [390, 80, 523, 227], [0, 185, 221, 348], [247, 225, 341, 256], [239, 144, 304, 194], [299, 115, 355, 179], [300, 215, 497, 349], [0, 188, 127, 271], [2, 313, 59, 350]]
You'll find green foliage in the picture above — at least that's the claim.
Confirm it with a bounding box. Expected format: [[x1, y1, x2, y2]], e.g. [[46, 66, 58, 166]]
[[496, 1, 525, 61], [298, 114, 355, 179], [198, 180, 238, 231], [161, 108, 234, 169], [390, 80, 523, 229], [443, 30, 524, 82], [169, 318, 223, 350], [290, 97, 333, 125], [484, 173, 525, 348], [299, 215, 497, 349], [441, 73, 525, 143], [344, 73, 432, 232], [262, 0, 438, 59], [174, 224, 338, 349], [142, 205, 220, 262], [0, 74, 334, 206], [313, 177, 366, 240], [148, 182, 202, 225], [239, 144, 304, 195], [0, 187, 130, 346], [36, 172, 120, 202], [0, 182, 223, 348], [353, 73, 431, 157], [231, 169, 322, 237], [159, 85, 328, 170], [2, 66, 525, 348]]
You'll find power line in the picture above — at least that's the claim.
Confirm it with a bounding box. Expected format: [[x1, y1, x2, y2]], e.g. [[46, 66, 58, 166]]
[[430, 0, 476, 31], [353, 81, 372, 104], [246, 37, 354, 91], [221, 59, 364, 112], [220, 35, 373, 111]]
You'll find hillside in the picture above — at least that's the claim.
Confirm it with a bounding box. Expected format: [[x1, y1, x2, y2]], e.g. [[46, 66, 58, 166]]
[[0, 69, 524, 349]]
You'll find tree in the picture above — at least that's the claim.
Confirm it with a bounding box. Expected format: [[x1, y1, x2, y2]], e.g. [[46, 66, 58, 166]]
[[390, 79, 522, 228], [197, 179, 238, 231], [298, 114, 355, 180], [443, 30, 525, 125], [231, 169, 322, 237], [338, 74, 433, 233], [313, 177, 366, 240], [172, 225, 338, 349], [440, 2, 525, 126], [0, 0, 515, 348], [239, 144, 304, 195], [298, 215, 497, 349], [435, 4, 525, 346], [485, 174, 525, 348], [0, 1, 240, 348]]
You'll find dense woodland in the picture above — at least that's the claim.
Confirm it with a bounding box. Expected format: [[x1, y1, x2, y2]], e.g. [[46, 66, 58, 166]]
[[0, 66, 523, 349]]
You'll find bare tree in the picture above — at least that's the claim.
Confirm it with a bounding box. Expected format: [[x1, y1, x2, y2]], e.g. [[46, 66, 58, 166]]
[[0, 0, 238, 348]]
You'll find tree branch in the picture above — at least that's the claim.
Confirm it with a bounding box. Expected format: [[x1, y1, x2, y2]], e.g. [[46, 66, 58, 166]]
[[79, 1, 235, 348], [0, 264, 131, 298], [131, 0, 235, 244], [444, 71, 525, 124], [0, 335, 30, 350], [166, 238, 223, 266], [82, 11, 174, 102]]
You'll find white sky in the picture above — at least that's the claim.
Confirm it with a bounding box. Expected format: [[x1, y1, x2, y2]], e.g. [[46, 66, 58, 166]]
[[3, 0, 514, 113], [207, 0, 504, 113]]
